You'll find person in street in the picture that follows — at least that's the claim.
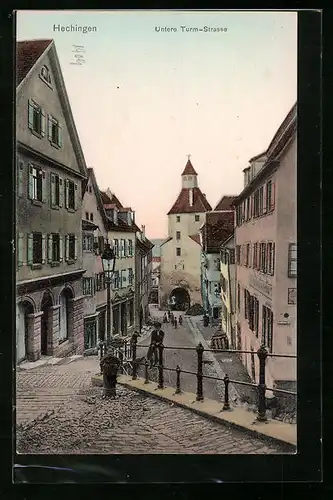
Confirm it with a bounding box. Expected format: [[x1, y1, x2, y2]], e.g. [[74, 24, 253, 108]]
[[174, 317, 178, 329], [147, 322, 165, 367], [167, 310, 171, 321], [179, 315, 183, 326], [163, 313, 168, 323]]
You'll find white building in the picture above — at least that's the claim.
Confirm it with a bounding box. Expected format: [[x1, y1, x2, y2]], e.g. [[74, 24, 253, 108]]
[[159, 157, 212, 309]]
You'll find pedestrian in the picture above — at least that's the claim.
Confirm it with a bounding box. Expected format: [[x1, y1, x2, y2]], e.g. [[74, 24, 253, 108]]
[[179, 315, 183, 326], [167, 310, 171, 321], [170, 311, 174, 323], [163, 313, 168, 323], [147, 322, 165, 367], [174, 317, 178, 329]]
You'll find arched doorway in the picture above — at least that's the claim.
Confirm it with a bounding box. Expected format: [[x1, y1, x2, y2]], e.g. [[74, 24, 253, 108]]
[[59, 288, 74, 342], [16, 300, 34, 363], [41, 292, 53, 356], [169, 287, 190, 311]]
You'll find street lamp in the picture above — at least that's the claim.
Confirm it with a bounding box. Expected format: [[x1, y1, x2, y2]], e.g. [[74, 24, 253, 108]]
[[101, 243, 116, 345]]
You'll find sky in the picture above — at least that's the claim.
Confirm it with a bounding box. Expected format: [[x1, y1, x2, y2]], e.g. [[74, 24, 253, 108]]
[[17, 10, 297, 239]]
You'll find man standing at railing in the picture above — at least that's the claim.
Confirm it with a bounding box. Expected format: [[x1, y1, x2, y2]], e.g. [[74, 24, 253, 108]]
[[147, 321, 165, 368]]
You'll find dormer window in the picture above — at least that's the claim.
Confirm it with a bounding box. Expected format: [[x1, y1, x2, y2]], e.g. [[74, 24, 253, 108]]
[[40, 65, 52, 85], [127, 211, 133, 225], [113, 208, 118, 224]]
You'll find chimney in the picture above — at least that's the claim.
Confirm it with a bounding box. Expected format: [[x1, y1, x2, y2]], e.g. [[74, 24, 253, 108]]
[[141, 225, 145, 236], [189, 188, 193, 207]]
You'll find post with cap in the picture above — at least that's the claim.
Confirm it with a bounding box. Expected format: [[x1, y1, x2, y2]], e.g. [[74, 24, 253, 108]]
[[131, 332, 138, 380], [196, 342, 204, 401], [175, 365, 182, 394], [157, 342, 164, 389], [257, 344, 268, 422], [222, 375, 231, 411], [144, 358, 149, 384]]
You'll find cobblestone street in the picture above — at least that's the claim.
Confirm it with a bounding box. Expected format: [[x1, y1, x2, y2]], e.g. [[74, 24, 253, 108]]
[[16, 356, 283, 455]]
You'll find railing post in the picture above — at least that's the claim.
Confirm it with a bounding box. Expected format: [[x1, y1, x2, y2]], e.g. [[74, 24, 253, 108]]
[[257, 344, 268, 422], [222, 375, 231, 410], [144, 358, 149, 384], [131, 332, 138, 380], [157, 342, 164, 389], [196, 342, 204, 401], [175, 365, 182, 394]]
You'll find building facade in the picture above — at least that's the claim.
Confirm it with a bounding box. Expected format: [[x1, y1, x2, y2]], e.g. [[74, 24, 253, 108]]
[[233, 104, 297, 391], [159, 157, 212, 310], [101, 189, 138, 337], [150, 239, 163, 304], [220, 234, 236, 348], [135, 226, 154, 332], [81, 168, 109, 352], [200, 211, 234, 323], [16, 39, 88, 363]]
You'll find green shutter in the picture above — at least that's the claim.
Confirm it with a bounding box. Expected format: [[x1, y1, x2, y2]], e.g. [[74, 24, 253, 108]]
[[28, 100, 34, 130], [17, 160, 24, 197], [27, 233, 33, 265], [74, 236, 78, 260], [50, 174, 56, 206], [59, 235, 63, 262], [41, 234, 46, 264], [42, 170, 47, 203], [74, 183, 78, 210], [17, 233, 24, 267], [124, 240, 127, 257], [58, 124, 63, 147], [59, 178, 63, 207], [28, 164, 34, 199], [41, 108, 46, 137], [48, 234, 53, 263], [65, 235, 69, 261], [65, 179, 69, 208], [47, 114, 53, 141]]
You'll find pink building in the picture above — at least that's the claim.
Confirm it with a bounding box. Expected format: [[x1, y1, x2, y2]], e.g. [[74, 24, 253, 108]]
[[233, 103, 297, 394]]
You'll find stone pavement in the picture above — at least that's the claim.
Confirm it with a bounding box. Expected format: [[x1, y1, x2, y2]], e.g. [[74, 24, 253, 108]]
[[16, 356, 283, 455]]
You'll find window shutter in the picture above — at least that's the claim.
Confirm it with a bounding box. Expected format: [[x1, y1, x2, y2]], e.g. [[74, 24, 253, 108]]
[[48, 114, 53, 141], [41, 234, 46, 264], [262, 184, 267, 213], [28, 164, 34, 199], [65, 235, 69, 261], [28, 100, 34, 130], [48, 234, 53, 263], [271, 182, 276, 209], [272, 243, 275, 275], [124, 239, 127, 257], [41, 108, 46, 137], [27, 233, 33, 265], [65, 179, 69, 208], [59, 235, 63, 262], [128, 239, 132, 256], [59, 178, 63, 207], [42, 170, 47, 203], [17, 160, 24, 197], [17, 233, 24, 267], [50, 174, 56, 206], [74, 183, 78, 210], [74, 236, 78, 260], [58, 124, 63, 147]]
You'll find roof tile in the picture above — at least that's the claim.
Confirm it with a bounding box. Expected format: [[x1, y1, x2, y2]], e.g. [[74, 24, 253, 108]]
[[168, 187, 212, 215], [202, 211, 234, 253], [16, 39, 53, 86]]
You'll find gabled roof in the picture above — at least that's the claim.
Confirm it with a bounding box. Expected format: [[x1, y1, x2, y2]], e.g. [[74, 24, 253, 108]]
[[214, 195, 237, 211], [167, 187, 212, 215], [181, 159, 197, 176], [160, 236, 173, 247], [201, 211, 234, 253], [82, 219, 99, 231], [100, 190, 123, 209], [16, 39, 53, 85], [99, 188, 140, 232], [85, 168, 109, 230], [16, 39, 88, 179], [189, 234, 201, 245]]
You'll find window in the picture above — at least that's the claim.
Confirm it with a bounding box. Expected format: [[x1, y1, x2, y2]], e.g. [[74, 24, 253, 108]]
[[49, 233, 61, 263], [245, 243, 251, 267], [195, 214, 200, 221], [266, 180, 275, 211], [258, 186, 264, 215], [95, 273, 105, 291], [28, 99, 45, 136], [113, 271, 120, 289], [250, 296, 259, 337], [120, 239, 126, 258], [66, 234, 77, 261], [85, 212, 89, 220], [244, 289, 248, 319], [288, 243, 297, 277], [32, 233, 43, 264], [128, 268, 133, 285], [246, 198, 250, 220], [237, 283, 241, 311], [128, 239, 133, 256], [90, 213, 94, 222], [28, 164, 45, 202], [176, 231, 181, 240], [267, 242, 275, 275], [176, 247, 181, 256], [120, 270, 127, 288], [40, 65, 52, 84], [48, 114, 62, 147], [262, 306, 273, 351], [65, 180, 77, 210], [83, 277, 94, 295], [83, 233, 94, 251], [113, 239, 119, 258], [236, 245, 241, 265], [259, 243, 267, 272], [253, 243, 258, 269], [176, 216, 180, 222], [229, 248, 235, 265], [50, 173, 63, 207]]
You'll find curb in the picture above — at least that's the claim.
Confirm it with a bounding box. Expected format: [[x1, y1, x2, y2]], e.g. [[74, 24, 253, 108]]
[[91, 375, 296, 452]]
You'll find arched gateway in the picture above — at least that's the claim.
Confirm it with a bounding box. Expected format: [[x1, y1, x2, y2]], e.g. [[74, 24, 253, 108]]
[[169, 287, 190, 311]]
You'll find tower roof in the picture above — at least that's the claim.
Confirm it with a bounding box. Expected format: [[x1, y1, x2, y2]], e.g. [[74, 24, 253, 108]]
[[167, 187, 212, 215], [181, 158, 197, 176]]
